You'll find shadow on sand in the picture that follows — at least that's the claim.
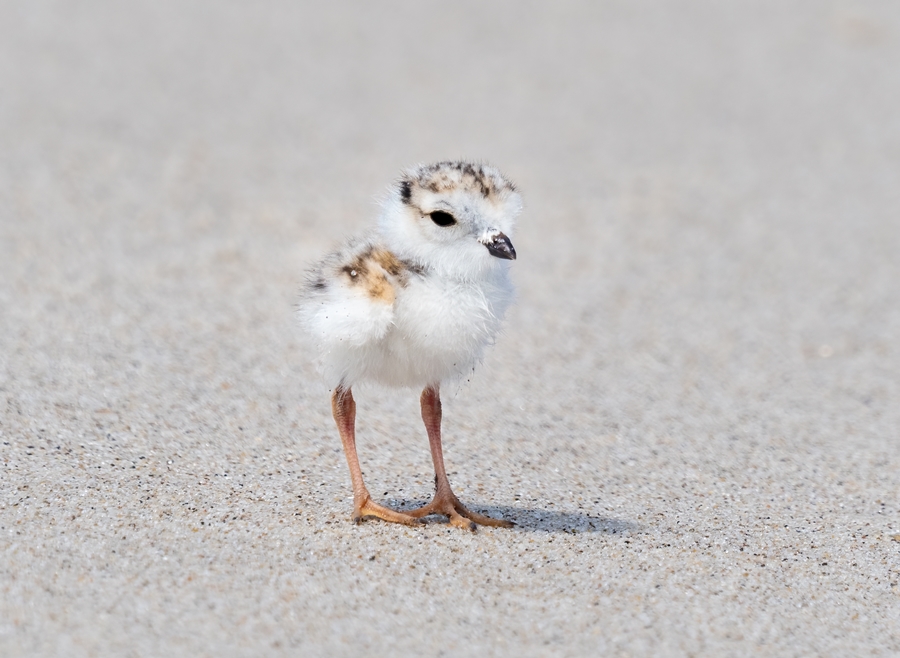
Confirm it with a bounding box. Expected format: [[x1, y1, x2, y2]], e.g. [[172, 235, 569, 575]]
[[388, 499, 641, 534]]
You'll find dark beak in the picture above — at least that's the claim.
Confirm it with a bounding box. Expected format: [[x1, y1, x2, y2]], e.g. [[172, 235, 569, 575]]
[[483, 232, 516, 260]]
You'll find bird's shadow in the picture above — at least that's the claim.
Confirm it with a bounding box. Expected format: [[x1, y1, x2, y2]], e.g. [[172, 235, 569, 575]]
[[388, 499, 640, 535]]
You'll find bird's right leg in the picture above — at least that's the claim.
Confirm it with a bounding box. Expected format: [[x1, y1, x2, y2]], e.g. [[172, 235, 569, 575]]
[[331, 386, 421, 526]]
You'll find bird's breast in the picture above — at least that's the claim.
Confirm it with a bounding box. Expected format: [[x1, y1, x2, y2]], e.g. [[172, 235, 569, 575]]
[[390, 272, 513, 356]]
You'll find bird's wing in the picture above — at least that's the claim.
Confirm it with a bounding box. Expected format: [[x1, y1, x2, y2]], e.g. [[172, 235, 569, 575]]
[[299, 240, 406, 349]]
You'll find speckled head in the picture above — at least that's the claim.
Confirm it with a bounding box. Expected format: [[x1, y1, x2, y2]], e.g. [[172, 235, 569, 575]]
[[398, 161, 519, 211], [379, 161, 522, 277]]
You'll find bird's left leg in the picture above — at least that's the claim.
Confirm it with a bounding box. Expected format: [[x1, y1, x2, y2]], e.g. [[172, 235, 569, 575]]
[[404, 386, 514, 531]]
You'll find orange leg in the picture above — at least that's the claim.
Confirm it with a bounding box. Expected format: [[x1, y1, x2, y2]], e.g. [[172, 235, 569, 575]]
[[404, 386, 514, 531], [331, 386, 420, 526]]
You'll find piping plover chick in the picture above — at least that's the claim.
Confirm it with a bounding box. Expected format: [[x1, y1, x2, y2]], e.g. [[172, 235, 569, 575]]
[[299, 161, 521, 530]]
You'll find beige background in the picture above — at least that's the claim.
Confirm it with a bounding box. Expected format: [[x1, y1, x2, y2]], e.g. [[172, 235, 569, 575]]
[[2, 2, 899, 656]]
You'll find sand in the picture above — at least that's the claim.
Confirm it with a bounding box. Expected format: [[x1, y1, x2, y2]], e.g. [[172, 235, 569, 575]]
[[2, 2, 899, 656]]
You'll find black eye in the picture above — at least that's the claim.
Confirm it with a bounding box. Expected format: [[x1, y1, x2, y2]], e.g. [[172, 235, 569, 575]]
[[429, 211, 456, 227]]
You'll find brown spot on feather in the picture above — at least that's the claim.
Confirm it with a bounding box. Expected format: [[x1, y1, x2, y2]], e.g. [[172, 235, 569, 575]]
[[366, 272, 394, 303], [371, 248, 405, 277], [342, 262, 368, 279], [342, 248, 413, 303]]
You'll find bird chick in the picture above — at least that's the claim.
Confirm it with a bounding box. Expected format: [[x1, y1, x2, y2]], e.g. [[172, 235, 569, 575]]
[[299, 161, 521, 530]]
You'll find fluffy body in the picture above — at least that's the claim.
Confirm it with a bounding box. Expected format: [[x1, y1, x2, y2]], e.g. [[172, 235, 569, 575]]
[[299, 161, 521, 388]]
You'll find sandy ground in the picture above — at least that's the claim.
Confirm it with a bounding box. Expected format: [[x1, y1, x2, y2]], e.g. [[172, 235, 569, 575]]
[[2, 2, 899, 656]]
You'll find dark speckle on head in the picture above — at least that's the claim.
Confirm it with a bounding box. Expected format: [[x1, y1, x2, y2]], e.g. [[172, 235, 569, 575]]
[[399, 180, 412, 204], [402, 160, 517, 206]]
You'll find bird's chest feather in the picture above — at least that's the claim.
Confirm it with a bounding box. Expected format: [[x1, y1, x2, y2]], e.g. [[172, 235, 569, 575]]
[[388, 273, 513, 356]]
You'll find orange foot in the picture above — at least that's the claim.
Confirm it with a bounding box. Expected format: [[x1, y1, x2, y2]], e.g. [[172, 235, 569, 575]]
[[405, 486, 514, 531], [353, 494, 422, 527]]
